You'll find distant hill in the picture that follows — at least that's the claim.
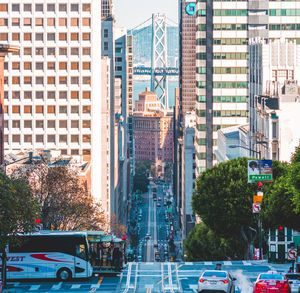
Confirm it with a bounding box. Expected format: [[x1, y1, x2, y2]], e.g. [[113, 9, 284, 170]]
[[129, 26, 179, 68]]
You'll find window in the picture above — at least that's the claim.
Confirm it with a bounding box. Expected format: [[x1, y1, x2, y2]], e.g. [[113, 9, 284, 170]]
[[47, 77, 55, 85], [12, 135, 20, 143], [36, 91, 44, 99], [71, 135, 79, 143], [59, 120, 67, 128], [59, 33, 67, 41], [35, 33, 43, 41], [71, 91, 79, 99], [24, 105, 32, 114], [272, 122, 277, 139], [82, 33, 90, 41], [24, 18, 32, 27], [71, 4, 79, 11], [47, 105, 55, 114], [82, 120, 91, 128], [12, 106, 20, 114], [48, 120, 55, 128], [12, 4, 20, 12], [71, 149, 79, 155], [47, 33, 55, 41], [59, 4, 67, 12], [71, 48, 79, 55], [12, 62, 20, 70], [47, 91, 55, 99], [48, 135, 55, 143], [24, 135, 32, 143], [36, 135, 44, 143], [35, 47, 44, 56], [82, 105, 91, 114], [82, 47, 91, 55], [59, 62, 67, 70], [24, 120, 32, 128], [71, 62, 79, 70], [71, 18, 79, 26], [82, 4, 91, 12], [71, 120, 79, 128], [82, 62, 90, 70], [36, 77, 43, 85], [24, 47, 32, 55], [47, 18, 55, 26], [82, 18, 91, 26], [59, 48, 67, 55], [47, 48, 55, 56], [59, 91, 67, 99], [59, 135, 67, 143], [11, 18, 19, 27], [23, 4, 31, 12], [36, 106, 44, 114], [24, 91, 32, 99], [0, 33, 8, 41], [82, 91, 91, 99], [104, 29, 108, 38], [83, 149, 91, 155], [12, 91, 20, 99], [12, 33, 20, 41], [12, 120, 20, 129], [71, 77, 79, 85], [47, 62, 55, 70], [59, 106, 67, 114], [47, 4, 55, 12], [82, 135, 91, 143], [104, 42, 108, 51], [71, 33, 79, 41], [24, 76, 32, 85], [35, 18, 43, 26], [59, 18, 67, 26], [83, 76, 91, 85], [71, 106, 79, 113], [23, 33, 32, 41], [35, 4, 43, 12], [36, 120, 44, 128], [59, 76, 67, 85]]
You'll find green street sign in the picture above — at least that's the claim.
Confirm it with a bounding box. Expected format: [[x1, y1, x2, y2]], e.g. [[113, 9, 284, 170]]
[[249, 174, 272, 181], [168, 207, 172, 213]]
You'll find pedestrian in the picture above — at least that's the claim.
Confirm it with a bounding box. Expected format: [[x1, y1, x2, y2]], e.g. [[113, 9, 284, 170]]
[[113, 247, 121, 271], [288, 267, 293, 273], [215, 263, 222, 270]]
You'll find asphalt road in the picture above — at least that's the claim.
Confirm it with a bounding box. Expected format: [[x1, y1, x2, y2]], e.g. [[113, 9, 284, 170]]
[[5, 260, 290, 292]]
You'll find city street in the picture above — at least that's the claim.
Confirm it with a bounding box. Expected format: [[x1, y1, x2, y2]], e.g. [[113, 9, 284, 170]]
[[5, 260, 290, 292]]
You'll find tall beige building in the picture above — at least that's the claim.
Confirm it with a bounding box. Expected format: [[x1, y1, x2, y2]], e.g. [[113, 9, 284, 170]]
[[1, 1, 102, 199]]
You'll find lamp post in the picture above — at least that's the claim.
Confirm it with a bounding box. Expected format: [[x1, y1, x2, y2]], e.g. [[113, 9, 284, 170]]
[[229, 144, 264, 260]]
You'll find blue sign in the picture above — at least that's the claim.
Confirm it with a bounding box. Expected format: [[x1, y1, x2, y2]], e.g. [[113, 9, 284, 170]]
[[185, 3, 196, 16]]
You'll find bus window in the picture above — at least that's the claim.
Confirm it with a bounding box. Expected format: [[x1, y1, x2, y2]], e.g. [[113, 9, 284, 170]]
[[76, 244, 87, 260]]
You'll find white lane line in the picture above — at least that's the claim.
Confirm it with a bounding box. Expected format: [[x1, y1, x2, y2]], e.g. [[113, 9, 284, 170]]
[[70, 284, 81, 289], [242, 261, 251, 266], [133, 263, 139, 291], [91, 284, 100, 289], [185, 262, 193, 265], [29, 285, 40, 291], [204, 262, 213, 265], [224, 261, 232, 266], [123, 262, 133, 293], [52, 282, 63, 290]]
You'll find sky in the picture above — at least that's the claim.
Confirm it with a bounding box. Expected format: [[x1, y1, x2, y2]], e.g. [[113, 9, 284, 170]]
[[113, 0, 178, 29]]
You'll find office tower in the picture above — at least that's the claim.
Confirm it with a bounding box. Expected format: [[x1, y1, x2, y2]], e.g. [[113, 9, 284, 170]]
[[101, 0, 112, 21], [179, 0, 197, 114], [195, 0, 300, 175], [2, 1, 102, 198]]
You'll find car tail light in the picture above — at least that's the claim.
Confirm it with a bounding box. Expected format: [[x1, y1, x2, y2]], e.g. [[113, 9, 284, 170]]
[[283, 281, 289, 288], [199, 279, 206, 283], [221, 280, 229, 284], [256, 281, 265, 287]]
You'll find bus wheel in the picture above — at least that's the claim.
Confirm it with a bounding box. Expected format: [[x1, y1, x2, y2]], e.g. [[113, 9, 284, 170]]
[[57, 268, 72, 281]]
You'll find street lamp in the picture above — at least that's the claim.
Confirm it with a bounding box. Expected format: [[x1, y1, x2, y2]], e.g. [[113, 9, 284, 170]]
[[229, 144, 266, 260]]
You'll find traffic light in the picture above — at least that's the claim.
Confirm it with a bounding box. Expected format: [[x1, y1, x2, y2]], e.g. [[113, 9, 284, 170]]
[[35, 219, 41, 224], [258, 182, 263, 191]]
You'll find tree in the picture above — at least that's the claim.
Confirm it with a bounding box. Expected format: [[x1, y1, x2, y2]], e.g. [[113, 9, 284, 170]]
[[184, 222, 244, 261], [133, 161, 151, 193], [291, 145, 300, 213], [0, 172, 39, 288], [15, 162, 106, 231]]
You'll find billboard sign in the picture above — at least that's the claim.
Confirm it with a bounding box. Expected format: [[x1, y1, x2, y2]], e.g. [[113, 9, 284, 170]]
[[248, 160, 273, 182]]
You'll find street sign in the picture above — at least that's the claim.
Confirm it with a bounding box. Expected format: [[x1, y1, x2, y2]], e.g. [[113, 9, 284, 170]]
[[250, 174, 272, 181], [34, 223, 43, 232], [257, 191, 263, 196], [248, 160, 273, 182], [253, 203, 261, 213], [288, 249, 297, 260], [253, 196, 263, 203]]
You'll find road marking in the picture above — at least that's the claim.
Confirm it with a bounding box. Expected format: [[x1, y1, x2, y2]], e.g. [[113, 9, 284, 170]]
[[242, 261, 251, 266], [146, 284, 154, 288], [71, 284, 81, 289], [97, 276, 104, 285], [29, 285, 40, 291], [185, 262, 193, 265], [224, 261, 232, 265], [91, 284, 100, 289], [204, 261, 213, 265], [52, 282, 62, 290]]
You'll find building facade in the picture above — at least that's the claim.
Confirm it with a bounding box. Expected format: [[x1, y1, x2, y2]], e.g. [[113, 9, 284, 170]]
[[195, 0, 300, 175], [2, 1, 102, 199], [134, 90, 174, 167]]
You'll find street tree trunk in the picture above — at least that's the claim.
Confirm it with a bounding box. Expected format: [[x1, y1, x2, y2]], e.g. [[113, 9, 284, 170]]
[[1, 249, 7, 290]]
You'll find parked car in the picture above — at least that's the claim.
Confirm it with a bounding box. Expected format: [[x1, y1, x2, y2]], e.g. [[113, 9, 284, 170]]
[[286, 273, 300, 293], [198, 270, 236, 293], [253, 272, 291, 293], [145, 233, 151, 240]]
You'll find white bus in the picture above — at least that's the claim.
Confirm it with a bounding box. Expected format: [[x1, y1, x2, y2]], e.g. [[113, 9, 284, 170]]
[[0, 231, 93, 281]]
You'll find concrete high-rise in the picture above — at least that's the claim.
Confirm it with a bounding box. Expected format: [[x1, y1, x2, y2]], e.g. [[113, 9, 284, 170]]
[[2, 1, 102, 199], [195, 0, 300, 175]]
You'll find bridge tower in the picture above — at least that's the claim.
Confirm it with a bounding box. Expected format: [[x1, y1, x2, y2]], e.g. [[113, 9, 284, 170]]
[[151, 13, 168, 108]]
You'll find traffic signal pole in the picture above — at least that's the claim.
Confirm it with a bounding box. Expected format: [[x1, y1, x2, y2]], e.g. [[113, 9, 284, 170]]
[[258, 150, 263, 260]]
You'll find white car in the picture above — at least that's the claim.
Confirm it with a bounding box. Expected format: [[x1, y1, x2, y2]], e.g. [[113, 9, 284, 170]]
[[198, 270, 236, 293], [286, 273, 300, 293]]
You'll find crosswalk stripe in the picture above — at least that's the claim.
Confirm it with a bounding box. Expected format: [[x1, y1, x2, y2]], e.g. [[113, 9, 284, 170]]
[[242, 261, 251, 266], [185, 262, 193, 265], [70, 284, 81, 289], [223, 261, 232, 265], [29, 285, 40, 291], [204, 262, 213, 265], [52, 282, 62, 290], [91, 284, 100, 289]]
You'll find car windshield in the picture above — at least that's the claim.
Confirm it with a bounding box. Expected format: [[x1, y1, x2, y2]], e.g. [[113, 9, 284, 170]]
[[259, 274, 285, 280], [286, 274, 300, 280], [203, 271, 227, 278]]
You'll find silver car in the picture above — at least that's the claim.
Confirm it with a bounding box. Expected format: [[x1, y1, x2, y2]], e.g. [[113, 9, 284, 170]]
[[198, 270, 236, 293], [286, 273, 300, 293]]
